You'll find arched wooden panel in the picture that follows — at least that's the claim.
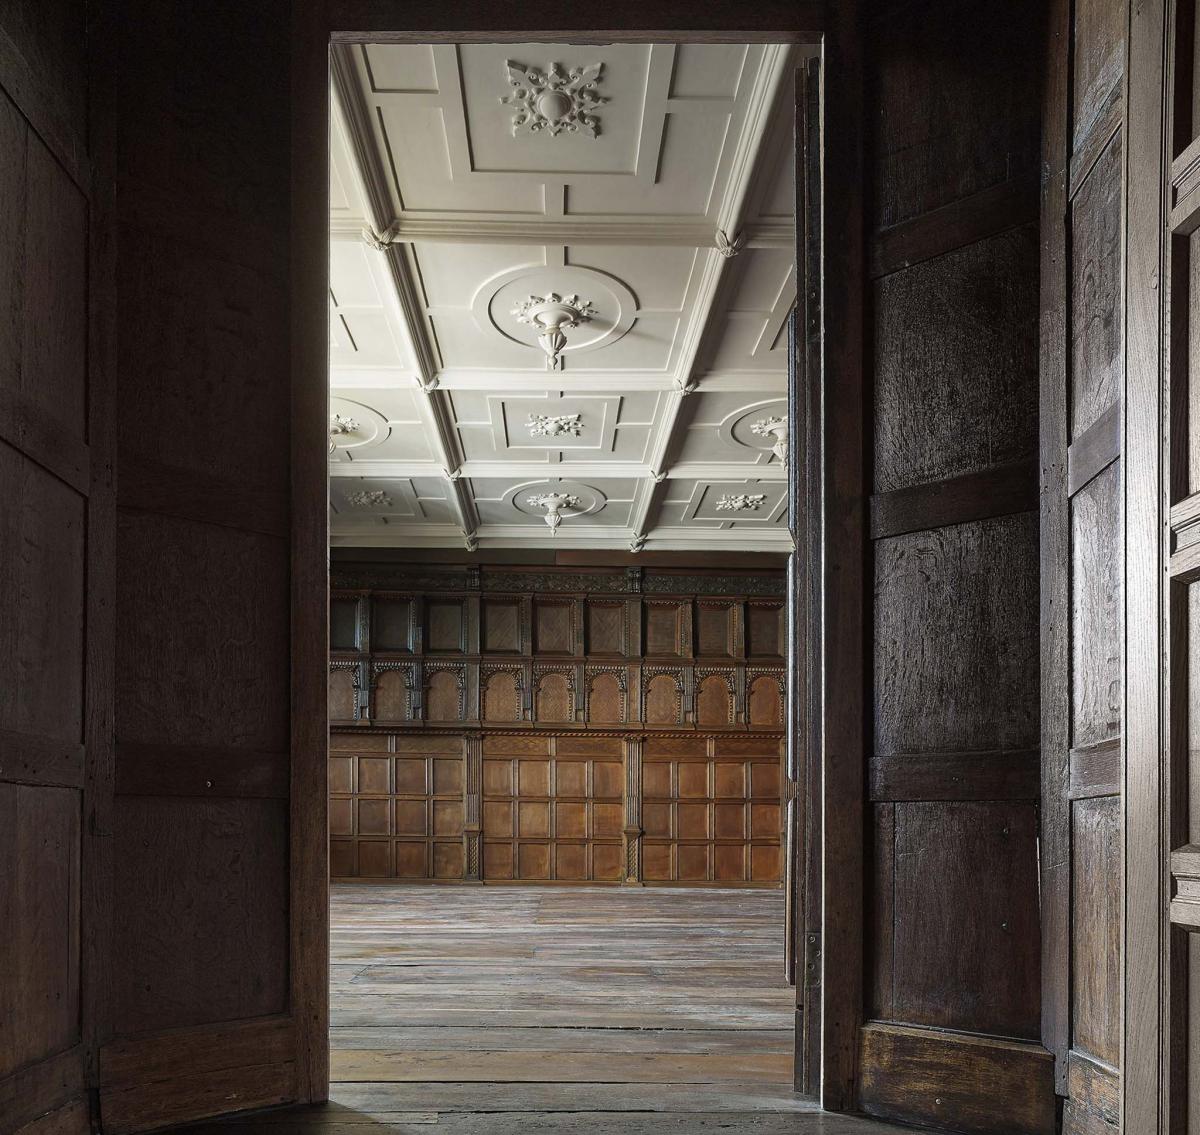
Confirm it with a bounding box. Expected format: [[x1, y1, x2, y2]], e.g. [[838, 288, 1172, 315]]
[[328, 668, 357, 721], [644, 673, 681, 725], [483, 671, 521, 723], [425, 670, 462, 722], [748, 676, 782, 727], [696, 674, 733, 727], [373, 669, 411, 721], [535, 672, 572, 723], [588, 673, 624, 724]]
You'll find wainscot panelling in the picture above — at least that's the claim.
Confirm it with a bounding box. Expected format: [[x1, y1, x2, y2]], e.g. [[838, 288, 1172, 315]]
[[329, 564, 785, 887]]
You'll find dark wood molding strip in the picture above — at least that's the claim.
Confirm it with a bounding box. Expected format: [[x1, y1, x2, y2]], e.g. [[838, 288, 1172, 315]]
[[100, 1016, 297, 1133], [870, 459, 1038, 541], [858, 1023, 1055, 1135], [115, 742, 290, 799], [868, 749, 1039, 802], [0, 386, 90, 496], [1065, 1050, 1120, 1130], [1067, 737, 1121, 800], [868, 177, 1038, 279], [1067, 402, 1121, 497], [0, 1044, 85, 1133], [0, 727, 86, 789], [328, 1, 825, 38], [117, 456, 289, 539]]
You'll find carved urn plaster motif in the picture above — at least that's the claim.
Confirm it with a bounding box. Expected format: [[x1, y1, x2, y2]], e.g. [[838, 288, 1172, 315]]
[[329, 413, 360, 453], [750, 416, 789, 467], [512, 293, 597, 370], [501, 61, 607, 138], [526, 491, 583, 532]]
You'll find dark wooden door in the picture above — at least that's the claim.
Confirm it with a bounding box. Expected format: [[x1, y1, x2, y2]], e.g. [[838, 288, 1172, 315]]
[[1040, 0, 1128, 1129], [820, 1, 1055, 1129], [0, 2, 104, 1130], [91, 3, 330, 1132]]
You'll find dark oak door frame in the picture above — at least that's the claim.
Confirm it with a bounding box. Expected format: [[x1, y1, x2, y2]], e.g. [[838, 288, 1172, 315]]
[[294, 0, 836, 1110]]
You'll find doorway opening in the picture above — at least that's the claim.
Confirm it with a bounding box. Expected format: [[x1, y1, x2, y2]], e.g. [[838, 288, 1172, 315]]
[[319, 34, 829, 1128]]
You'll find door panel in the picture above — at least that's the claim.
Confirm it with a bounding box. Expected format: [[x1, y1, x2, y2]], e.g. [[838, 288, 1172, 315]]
[[1041, 0, 1127, 1128], [0, 3, 98, 1131], [93, 2, 328, 1130], [821, 0, 1052, 1127]]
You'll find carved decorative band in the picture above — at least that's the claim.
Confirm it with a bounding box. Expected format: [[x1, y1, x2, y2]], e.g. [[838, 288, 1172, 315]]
[[330, 565, 786, 597]]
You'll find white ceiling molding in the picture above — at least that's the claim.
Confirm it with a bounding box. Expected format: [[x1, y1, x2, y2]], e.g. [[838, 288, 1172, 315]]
[[326, 40, 802, 552]]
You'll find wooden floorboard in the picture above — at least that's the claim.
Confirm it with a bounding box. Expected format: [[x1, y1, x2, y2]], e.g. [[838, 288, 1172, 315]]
[[174, 885, 910, 1133]]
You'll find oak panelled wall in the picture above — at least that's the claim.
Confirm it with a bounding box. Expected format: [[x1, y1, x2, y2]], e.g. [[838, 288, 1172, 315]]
[[329, 565, 787, 886]]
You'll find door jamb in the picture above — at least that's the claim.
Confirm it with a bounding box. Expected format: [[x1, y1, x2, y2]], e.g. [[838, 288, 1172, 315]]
[[290, 0, 848, 1108]]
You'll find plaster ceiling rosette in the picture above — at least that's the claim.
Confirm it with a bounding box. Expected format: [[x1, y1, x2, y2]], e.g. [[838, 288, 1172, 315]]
[[472, 264, 638, 365], [328, 396, 391, 455], [719, 398, 789, 460], [505, 478, 608, 521]]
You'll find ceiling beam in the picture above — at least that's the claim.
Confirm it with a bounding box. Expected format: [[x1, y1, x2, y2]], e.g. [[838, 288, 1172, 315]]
[[329, 459, 787, 482], [329, 215, 795, 248]]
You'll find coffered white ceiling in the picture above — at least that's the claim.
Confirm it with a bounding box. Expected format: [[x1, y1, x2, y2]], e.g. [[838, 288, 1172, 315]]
[[328, 41, 800, 551]]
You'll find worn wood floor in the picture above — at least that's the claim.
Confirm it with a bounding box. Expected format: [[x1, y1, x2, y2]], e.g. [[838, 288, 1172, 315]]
[[179, 885, 910, 1133]]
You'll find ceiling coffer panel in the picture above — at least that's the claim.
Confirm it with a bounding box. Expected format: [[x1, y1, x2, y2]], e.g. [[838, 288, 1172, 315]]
[[327, 39, 803, 550]]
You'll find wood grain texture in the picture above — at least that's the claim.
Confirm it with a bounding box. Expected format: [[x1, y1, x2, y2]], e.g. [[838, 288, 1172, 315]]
[[873, 513, 1039, 755], [1071, 795, 1121, 1067], [172, 884, 928, 1133], [866, 0, 1041, 231], [0, 443, 86, 744], [115, 512, 289, 751], [0, 9, 93, 1130], [1070, 135, 1124, 438], [110, 797, 288, 1035], [1121, 0, 1166, 1124], [1063, 1049, 1119, 1134], [1070, 462, 1122, 748], [869, 459, 1038, 540], [891, 801, 1041, 1039], [819, 0, 865, 1107], [858, 1023, 1054, 1135], [0, 784, 80, 1078], [872, 229, 1039, 495]]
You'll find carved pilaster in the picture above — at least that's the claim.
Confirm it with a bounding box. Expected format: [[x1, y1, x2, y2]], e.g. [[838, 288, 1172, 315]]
[[464, 733, 483, 882], [623, 735, 644, 885]]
